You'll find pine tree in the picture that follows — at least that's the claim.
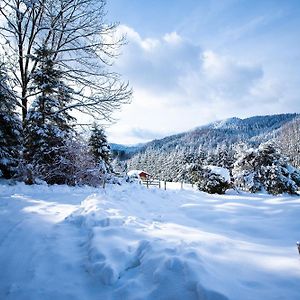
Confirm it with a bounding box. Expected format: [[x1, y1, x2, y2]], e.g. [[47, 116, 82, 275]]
[[24, 45, 76, 184], [0, 64, 22, 178], [181, 153, 203, 183], [232, 144, 261, 193], [89, 124, 112, 174], [233, 142, 300, 194], [257, 143, 300, 194]]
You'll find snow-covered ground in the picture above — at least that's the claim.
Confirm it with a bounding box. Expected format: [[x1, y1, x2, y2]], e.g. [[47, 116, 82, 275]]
[[0, 181, 300, 300]]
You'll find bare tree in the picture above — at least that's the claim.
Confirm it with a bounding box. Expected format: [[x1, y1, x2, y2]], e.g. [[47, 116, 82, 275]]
[[0, 0, 131, 124]]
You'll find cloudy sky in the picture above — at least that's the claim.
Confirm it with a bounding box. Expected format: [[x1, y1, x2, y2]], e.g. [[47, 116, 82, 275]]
[[105, 0, 300, 144]]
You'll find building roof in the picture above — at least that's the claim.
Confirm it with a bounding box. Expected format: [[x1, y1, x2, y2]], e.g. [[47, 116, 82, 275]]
[[127, 170, 150, 177]]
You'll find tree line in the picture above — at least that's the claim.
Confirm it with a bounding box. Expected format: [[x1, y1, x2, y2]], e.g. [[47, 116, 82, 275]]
[[125, 123, 300, 195]]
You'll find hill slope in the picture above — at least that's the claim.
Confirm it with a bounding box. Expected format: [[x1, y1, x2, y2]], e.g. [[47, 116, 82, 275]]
[[121, 113, 299, 180], [144, 113, 299, 152]]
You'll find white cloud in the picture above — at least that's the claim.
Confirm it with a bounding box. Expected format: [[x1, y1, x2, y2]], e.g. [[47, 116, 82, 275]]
[[163, 31, 182, 44], [250, 78, 283, 102], [108, 25, 299, 144], [117, 25, 160, 51], [178, 50, 264, 108]]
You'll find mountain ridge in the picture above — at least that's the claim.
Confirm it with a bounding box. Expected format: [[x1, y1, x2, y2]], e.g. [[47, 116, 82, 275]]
[[144, 113, 298, 150], [111, 113, 299, 159], [112, 113, 300, 179]]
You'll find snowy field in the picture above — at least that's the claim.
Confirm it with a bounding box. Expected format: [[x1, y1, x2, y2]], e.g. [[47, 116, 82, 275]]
[[0, 181, 300, 300]]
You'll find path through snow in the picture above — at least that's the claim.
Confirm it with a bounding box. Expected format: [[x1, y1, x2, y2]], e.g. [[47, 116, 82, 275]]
[[0, 184, 104, 300], [1, 182, 300, 300]]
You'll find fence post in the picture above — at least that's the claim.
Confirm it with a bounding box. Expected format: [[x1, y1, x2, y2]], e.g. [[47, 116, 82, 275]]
[[181, 181, 183, 189], [146, 180, 149, 188], [159, 180, 161, 189], [164, 180, 167, 190], [102, 176, 106, 189]]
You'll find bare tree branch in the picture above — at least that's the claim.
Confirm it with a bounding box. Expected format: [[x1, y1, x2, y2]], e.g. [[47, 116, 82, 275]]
[[0, 0, 132, 125]]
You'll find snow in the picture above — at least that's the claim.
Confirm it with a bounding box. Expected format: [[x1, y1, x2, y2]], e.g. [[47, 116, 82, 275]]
[[127, 169, 149, 177], [205, 165, 231, 182], [1, 181, 300, 300]]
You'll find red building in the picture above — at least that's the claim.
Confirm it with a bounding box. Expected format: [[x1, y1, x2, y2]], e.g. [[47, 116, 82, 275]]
[[127, 170, 151, 181]]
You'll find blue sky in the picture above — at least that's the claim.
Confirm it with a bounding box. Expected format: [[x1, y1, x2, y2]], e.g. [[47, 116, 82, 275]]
[[105, 0, 300, 144]]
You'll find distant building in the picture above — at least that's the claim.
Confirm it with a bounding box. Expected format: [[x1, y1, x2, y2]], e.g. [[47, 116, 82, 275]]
[[127, 170, 151, 181]]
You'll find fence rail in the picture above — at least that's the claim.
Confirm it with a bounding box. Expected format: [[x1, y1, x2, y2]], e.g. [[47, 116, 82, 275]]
[[141, 179, 195, 190], [142, 179, 161, 189], [105, 174, 195, 191]]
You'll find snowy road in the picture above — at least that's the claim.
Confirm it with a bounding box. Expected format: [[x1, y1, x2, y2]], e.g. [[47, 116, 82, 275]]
[[1, 182, 300, 300], [0, 184, 104, 300]]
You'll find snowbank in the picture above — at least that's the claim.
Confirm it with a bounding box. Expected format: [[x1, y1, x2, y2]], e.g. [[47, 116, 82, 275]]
[[1, 180, 300, 300], [67, 184, 229, 299], [66, 183, 300, 300]]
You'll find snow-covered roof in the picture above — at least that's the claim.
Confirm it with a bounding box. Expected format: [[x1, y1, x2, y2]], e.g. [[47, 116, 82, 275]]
[[127, 170, 150, 177]]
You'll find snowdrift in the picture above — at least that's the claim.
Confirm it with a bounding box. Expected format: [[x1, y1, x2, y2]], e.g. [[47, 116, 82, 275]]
[[1, 181, 300, 300], [66, 184, 300, 300], [67, 185, 229, 299]]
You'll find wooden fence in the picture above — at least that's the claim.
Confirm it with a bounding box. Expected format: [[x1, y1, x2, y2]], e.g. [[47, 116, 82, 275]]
[[141, 179, 195, 190], [142, 179, 162, 189], [103, 175, 195, 190]]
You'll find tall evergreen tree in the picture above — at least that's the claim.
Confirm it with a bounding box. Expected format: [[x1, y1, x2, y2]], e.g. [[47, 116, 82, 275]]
[[89, 124, 112, 173], [181, 153, 204, 183], [24, 46, 76, 184], [0, 64, 22, 178]]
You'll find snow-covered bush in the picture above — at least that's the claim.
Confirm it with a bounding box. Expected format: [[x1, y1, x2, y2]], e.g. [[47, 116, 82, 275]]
[[197, 166, 231, 194], [183, 156, 231, 194], [233, 142, 300, 194], [54, 139, 103, 186]]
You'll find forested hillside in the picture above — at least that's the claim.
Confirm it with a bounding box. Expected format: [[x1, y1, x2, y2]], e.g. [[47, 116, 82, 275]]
[[115, 113, 300, 181]]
